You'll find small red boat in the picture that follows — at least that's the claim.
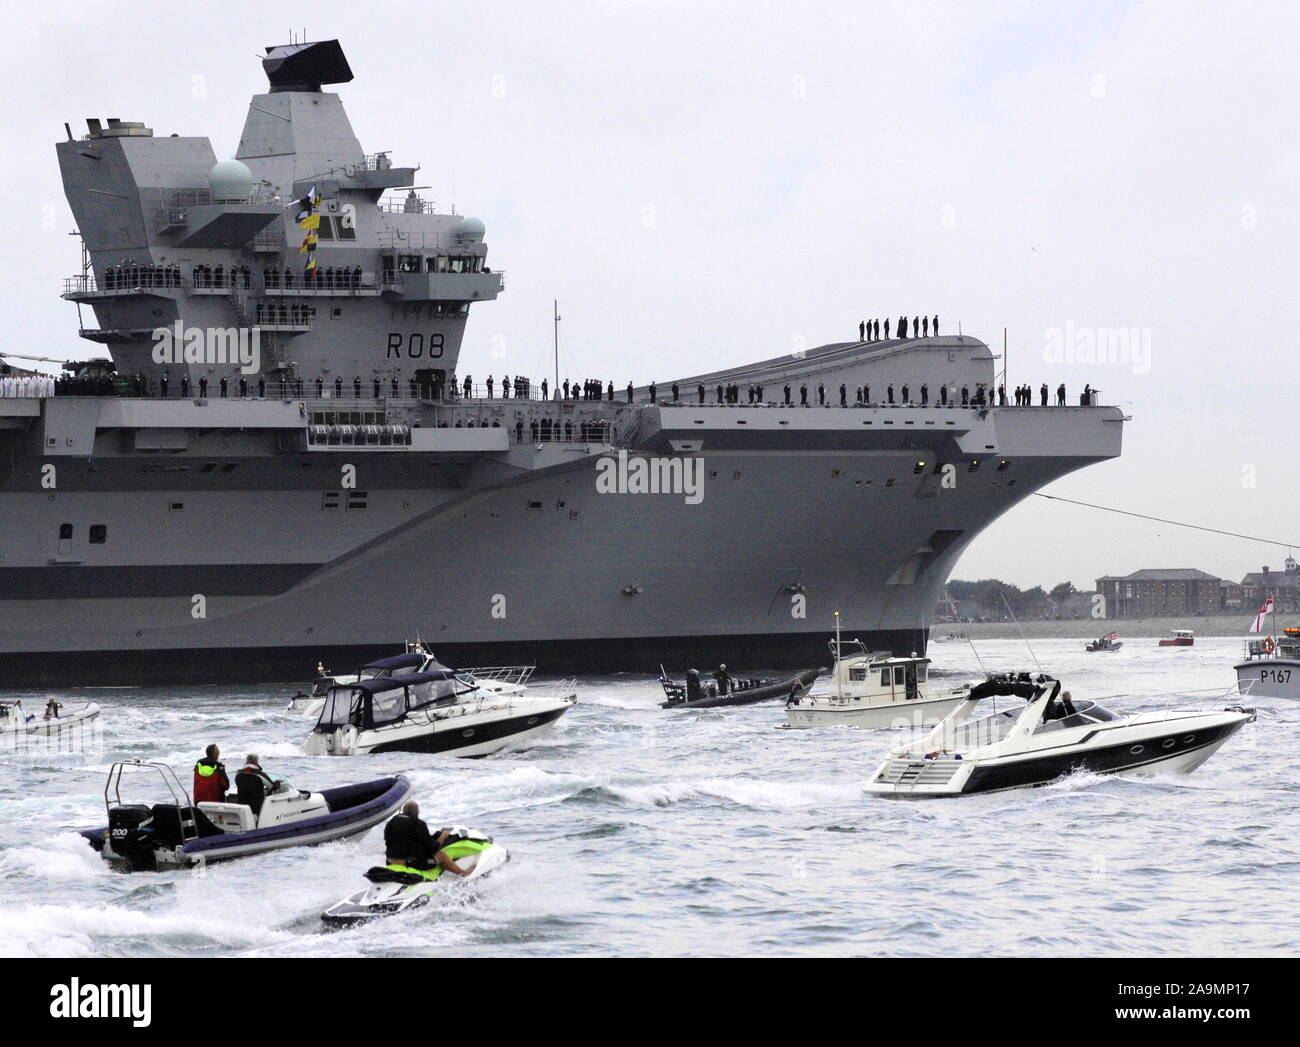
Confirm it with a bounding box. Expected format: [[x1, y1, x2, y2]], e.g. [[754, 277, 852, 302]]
[[1159, 629, 1195, 647]]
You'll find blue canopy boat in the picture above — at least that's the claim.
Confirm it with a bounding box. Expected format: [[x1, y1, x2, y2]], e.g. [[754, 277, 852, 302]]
[[81, 760, 410, 871]]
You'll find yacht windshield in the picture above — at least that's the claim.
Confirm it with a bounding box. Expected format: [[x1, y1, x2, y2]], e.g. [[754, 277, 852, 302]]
[[1035, 698, 1120, 732], [318, 685, 359, 729]]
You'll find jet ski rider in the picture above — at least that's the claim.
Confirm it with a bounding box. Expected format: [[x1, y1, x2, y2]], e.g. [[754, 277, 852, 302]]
[[383, 801, 481, 881]]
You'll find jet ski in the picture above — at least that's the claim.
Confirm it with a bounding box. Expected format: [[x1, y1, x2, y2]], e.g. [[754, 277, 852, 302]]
[[321, 827, 509, 927]]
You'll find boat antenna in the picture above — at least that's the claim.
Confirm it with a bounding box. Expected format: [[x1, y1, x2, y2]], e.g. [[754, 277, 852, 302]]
[[1000, 591, 1041, 672], [965, 633, 987, 673], [834, 611, 843, 702]]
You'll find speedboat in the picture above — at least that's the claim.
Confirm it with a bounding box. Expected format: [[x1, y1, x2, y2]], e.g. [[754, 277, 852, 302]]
[[658, 667, 821, 709], [322, 827, 508, 927], [1159, 629, 1195, 647], [81, 760, 410, 871], [1235, 628, 1300, 701], [1086, 632, 1123, 652], [864, 671, 1254, 798], [304, 667, 577, 757], [784, 640, 963, 729], [0, 698, 99, 752]]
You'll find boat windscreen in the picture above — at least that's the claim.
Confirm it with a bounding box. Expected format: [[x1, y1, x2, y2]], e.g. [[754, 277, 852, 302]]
[[368, 685, 408, 728], [406, 676, 459, 709], [318, 686, 359, 729]]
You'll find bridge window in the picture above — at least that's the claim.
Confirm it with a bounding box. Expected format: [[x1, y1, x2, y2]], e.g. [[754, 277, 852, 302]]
[[89, 524, 107, 544], [398, 255, 421, 273]]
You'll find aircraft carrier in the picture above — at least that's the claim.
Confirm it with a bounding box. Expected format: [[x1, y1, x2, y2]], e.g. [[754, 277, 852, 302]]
[[0, 40, 1124, 684]]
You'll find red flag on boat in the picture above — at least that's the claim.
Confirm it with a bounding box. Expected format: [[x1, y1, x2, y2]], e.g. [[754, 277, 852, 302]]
[[1250, 597, 1274, 633]]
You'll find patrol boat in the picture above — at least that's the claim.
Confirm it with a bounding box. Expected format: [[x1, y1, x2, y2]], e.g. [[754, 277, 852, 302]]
[[784, 639, 964, 729], [0, 39, 1126, 684], [864, 672, 1254, 797], [1235, 628, 1300, 701]]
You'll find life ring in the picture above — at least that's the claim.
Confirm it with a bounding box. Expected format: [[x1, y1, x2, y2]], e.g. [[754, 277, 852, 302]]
[[1261, 637, 1275, 654]]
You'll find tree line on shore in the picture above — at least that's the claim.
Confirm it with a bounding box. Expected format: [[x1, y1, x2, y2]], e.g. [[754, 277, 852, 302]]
[[944, 579, 1090, 621]]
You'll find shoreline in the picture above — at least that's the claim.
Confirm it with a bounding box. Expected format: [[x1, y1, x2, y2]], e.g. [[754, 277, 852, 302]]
[[932, 614, 1274, 641]]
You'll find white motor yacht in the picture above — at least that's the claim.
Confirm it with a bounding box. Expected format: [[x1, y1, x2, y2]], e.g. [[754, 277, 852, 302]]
[[865, 671, 1254, 797], [784, 640, 965, 729], [304, 665, 577, 757]]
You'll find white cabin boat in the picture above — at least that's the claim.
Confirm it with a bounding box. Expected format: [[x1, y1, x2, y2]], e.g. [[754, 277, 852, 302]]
[[304, 664, 577, 757], [784, 640, 966, 729]]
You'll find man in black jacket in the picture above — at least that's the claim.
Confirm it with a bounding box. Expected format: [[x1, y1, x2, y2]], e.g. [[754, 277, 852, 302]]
[[235, 754, 275, 816], [384, 801, 471, 876]]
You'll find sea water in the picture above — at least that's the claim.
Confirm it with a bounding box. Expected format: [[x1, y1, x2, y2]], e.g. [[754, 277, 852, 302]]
[[0, 637, 1294, 957]]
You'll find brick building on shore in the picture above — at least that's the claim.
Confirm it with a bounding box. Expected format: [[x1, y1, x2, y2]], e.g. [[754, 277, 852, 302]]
[[1095, 568, 1223, 618], [1096, 558, 1300, 618]]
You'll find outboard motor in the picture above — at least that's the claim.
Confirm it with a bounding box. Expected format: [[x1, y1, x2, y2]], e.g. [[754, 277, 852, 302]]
[[106, 804, 158, 871], [325, 724, 359, 756]]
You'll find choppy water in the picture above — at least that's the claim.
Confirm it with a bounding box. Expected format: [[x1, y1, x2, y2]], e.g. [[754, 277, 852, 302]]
[[1, 637, 1296, 957]]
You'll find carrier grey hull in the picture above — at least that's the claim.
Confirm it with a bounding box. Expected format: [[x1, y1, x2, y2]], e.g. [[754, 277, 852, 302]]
[[0, 393, 1123, 684]]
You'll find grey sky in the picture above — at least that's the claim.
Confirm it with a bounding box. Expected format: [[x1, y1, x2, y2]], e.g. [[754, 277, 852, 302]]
[[3, 0, 1296, 593]]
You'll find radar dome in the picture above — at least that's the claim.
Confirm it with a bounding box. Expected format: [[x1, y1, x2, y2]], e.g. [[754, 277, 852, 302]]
[[458, 216, 486, 242], [209, 159, 253, 202]]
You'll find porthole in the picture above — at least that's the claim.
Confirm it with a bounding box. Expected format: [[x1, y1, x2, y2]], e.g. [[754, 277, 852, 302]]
[[1182, 735, 1195, 744], [527, 717, 539, 725], [1162, 738, 1175, 749], [1129, 745, 1144, 755], [462, 728, 475, 738]]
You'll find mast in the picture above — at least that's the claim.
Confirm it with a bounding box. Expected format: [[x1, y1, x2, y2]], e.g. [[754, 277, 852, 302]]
[[553, 299, 560, 393], [834, 611, 843, 702]]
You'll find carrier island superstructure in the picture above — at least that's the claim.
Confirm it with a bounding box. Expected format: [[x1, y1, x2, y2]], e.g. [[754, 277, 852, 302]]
[[0, 40, 1124, 683]]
